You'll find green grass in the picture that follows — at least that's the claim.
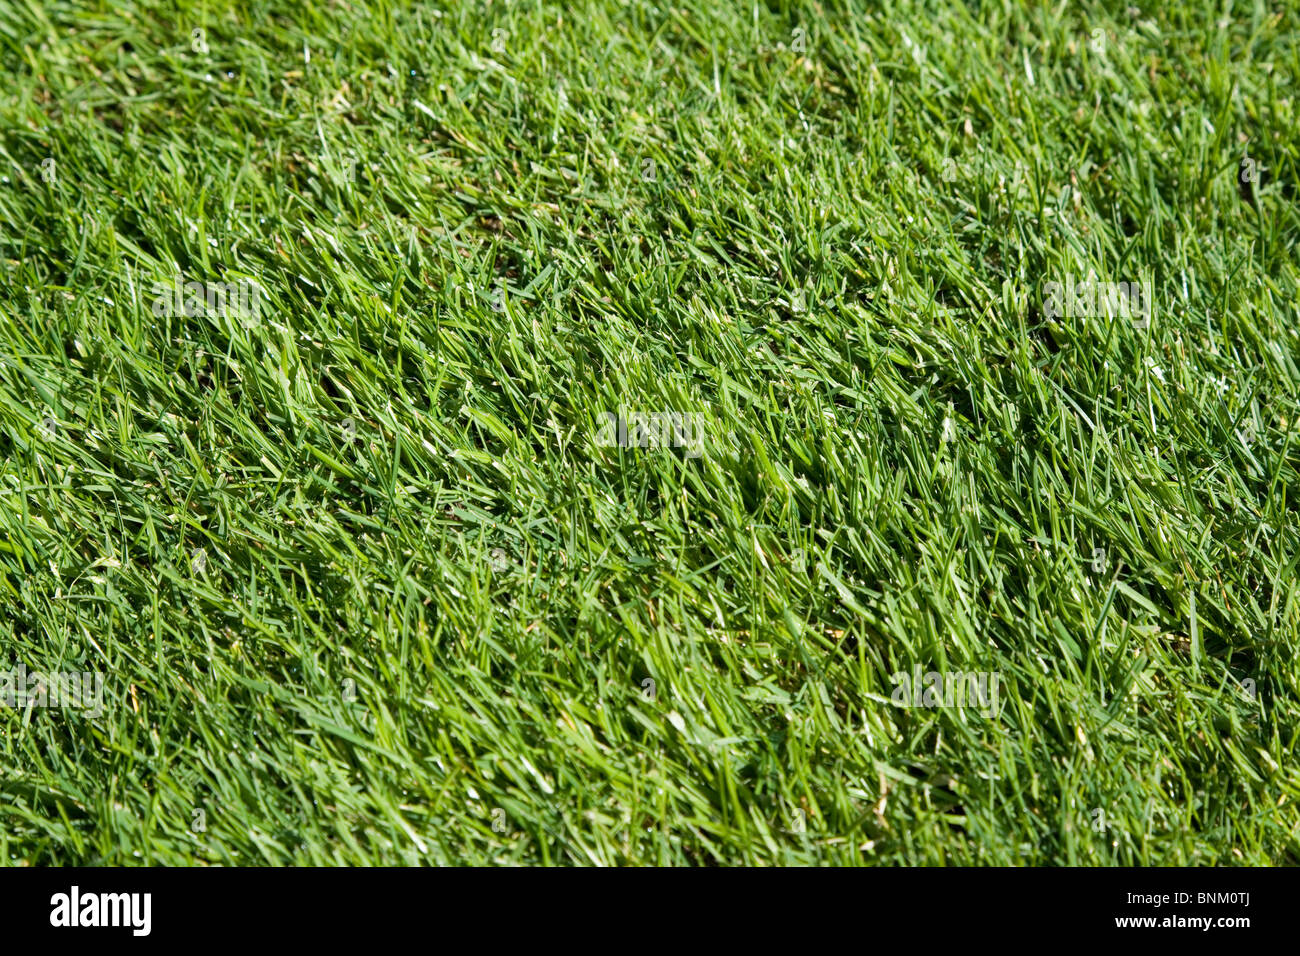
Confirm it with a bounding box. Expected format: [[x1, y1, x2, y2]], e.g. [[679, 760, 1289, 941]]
[[0, 0, 1297, 866]]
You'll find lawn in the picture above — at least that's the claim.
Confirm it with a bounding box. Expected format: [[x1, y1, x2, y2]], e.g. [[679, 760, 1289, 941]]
[[0, 0, 1297, 865]]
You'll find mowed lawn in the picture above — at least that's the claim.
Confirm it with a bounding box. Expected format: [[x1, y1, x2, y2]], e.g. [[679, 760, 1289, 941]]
[[0, 0, 1297, 865]]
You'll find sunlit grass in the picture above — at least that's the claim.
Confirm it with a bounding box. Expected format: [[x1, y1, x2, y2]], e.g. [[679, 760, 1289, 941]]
[[0, 0, 1297, 865]]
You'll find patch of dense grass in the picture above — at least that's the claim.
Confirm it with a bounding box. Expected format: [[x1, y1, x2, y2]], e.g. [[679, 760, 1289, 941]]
[[0, 0, 1297, 865]]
